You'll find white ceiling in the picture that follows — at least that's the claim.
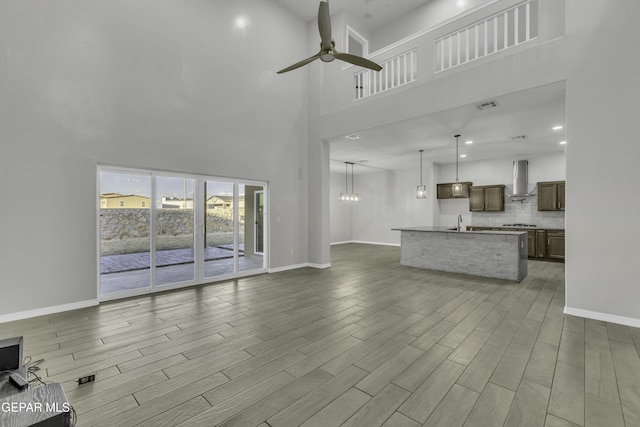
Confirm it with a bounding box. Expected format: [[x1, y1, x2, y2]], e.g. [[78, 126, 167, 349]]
[[273, 0, 435, 32], [328, 81, 567, 173]]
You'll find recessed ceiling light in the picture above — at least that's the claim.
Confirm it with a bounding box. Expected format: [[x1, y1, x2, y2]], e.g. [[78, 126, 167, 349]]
[[553, 125, 563, 130], [460, 154, 467, 158], [465, 140, 473, 144], [234, 16, 248, 30], [559, 140, 567, 145], [345, 134, 361, 140]]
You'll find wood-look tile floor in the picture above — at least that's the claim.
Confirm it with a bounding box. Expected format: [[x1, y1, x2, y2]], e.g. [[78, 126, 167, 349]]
[[5, 243, 640, 426]]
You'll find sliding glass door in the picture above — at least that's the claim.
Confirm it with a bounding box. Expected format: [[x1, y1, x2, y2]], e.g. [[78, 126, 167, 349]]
[[99, 167, 267, 299], [255, 191, 265, 254], [239, 185, 265, 273], [99, 170, 152, 294], [204, 180, 236, 279], [155, 175, 196, 286]]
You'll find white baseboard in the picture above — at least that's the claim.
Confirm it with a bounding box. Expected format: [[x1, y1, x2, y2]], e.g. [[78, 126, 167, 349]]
[[352, 240, 401, 247], [331, 240, 400, 247], [307, 263, 331, 269], [0, 299, 99, 324], [564, 306, 640, 328], [268, 263, 309, 273], [268, 262, 332, 273]]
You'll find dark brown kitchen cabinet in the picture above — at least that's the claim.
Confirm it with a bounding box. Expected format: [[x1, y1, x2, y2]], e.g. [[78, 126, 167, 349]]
[[469, 185, 505, 211], [469, 187, 484, 211], [527, 231, 536, 258], [536, 230, 547, 258], [437, 182, 472, 199], [547, 231, 565, 260], [557, 182, 565, 210], [465, 226, 564, 262], [538, 181, 565, 211]]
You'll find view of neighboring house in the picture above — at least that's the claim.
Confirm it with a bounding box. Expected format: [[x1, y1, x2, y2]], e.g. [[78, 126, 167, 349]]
[[161, 197, 194, 209], [100, 193, 150, 209], [100, 193, 245, 218], [207, 195, 245, 220]]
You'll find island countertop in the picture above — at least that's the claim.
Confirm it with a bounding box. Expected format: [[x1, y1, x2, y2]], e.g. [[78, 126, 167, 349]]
[[392, 226, 527, 235], [393, 226, 528, 282]]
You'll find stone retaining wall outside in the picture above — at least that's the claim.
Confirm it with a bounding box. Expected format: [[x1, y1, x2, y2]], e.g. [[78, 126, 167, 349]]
[[100, 208, 240, 255]]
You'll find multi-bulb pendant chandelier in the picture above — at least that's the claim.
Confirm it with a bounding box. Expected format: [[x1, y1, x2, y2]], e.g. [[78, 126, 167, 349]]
[[416, 149, 427, 199], [339, 162, 361, 202], [452, 134, 464, 196]]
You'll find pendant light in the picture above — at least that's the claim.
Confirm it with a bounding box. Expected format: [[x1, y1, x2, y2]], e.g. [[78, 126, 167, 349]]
[[452, 134, 463, 196], [416, 150, 427, 199], [339, 162, 361, 202]]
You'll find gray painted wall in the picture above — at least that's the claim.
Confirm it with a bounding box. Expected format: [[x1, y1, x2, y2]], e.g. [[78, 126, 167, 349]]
[[0, 0, 309, 316], [565, 0, 640, 322]]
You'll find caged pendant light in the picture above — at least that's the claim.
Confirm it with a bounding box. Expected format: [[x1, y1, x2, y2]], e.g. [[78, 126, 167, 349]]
[[339, 162, 361, 202], [452, 134, 464, 197], [416, 150, 427, 199]]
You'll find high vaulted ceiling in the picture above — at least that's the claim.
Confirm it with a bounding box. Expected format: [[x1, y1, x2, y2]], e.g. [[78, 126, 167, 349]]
[[273, 0, 435, 32], [272, 1, 567, 175], [327, 81, 567, 173]]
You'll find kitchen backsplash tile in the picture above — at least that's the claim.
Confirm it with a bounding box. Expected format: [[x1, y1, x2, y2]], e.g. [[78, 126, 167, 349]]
[[471, 188, 565, 229]]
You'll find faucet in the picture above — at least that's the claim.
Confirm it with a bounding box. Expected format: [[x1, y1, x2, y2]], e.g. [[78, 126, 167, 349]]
[[457, 214, 463, 232]]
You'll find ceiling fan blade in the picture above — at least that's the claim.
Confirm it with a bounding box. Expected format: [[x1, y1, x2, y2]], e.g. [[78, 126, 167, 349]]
[[334, 52, 383, 72], [277, 53, 321, 74], [318, 1, 332, 50]]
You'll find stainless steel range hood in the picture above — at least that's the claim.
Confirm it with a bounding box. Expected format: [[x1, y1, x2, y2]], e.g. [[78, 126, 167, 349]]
[[509, 160, 531, 200]]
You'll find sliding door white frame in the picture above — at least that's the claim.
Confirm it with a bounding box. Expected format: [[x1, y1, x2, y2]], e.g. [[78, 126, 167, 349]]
[[97, 165, 268, 302]]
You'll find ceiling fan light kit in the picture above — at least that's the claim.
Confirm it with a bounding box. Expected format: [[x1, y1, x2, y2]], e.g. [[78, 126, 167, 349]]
[[278, 1, 382, 74]]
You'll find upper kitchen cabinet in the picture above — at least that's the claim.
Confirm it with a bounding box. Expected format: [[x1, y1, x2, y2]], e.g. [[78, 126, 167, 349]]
[[469, 185, 505, 211], [437, 182, 472, 199], [538, 181, 565, 211]]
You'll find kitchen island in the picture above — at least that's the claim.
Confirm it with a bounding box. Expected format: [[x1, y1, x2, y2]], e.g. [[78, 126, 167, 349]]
[[392, 226, 528, 282]]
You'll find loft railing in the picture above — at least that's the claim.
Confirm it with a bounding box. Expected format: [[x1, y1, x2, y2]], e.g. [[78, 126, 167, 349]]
[[351, 0, 541, 102], [354, 48, 417, 101], [435, 0, 538, 73]]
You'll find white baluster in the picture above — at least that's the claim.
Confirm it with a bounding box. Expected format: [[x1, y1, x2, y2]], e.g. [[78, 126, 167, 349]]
[[412, 50, 416, 81], [526, 1, 530, 41], [465, 28, 470, 63], [504, 11, 508, 49], [403, 53, 407, 85], [494, 15, 498, 52], [484, 19, 488, 57], [457, 31, 461, 66], [475, 24, 479, 59], [515, 6, 519, 44]]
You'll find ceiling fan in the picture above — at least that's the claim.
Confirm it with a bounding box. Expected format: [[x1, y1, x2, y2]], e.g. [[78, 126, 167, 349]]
[[277, 1, 382, 74]]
